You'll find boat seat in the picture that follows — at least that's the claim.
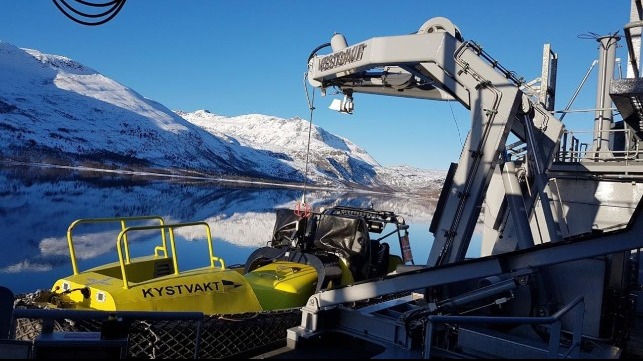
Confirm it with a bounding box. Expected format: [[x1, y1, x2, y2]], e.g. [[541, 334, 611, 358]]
[[271, 208, 305, 247], [313, 213, 372, 281], [313, 252, 344, 289], [369, 240, 390, 278], [271, 208, 318, 250]]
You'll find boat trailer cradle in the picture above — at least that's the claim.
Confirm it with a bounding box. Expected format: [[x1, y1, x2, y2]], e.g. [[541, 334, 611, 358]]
[[2, 304, 301, 359], [283, 201, 643, 359]]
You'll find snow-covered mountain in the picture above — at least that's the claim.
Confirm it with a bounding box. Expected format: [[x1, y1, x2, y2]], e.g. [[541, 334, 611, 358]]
[[0, 41, 445, 194], [177, 110, 446, 194]]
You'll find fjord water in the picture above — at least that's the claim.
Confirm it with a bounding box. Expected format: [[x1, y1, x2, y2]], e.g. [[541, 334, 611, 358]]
[[0, 164, 470, 295]]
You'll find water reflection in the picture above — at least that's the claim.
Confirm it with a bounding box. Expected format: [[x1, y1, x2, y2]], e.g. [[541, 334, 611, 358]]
[[0, 164, 446, 294]]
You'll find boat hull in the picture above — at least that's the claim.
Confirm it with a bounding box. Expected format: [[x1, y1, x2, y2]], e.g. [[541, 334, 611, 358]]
[[49, 260, 320, 315]]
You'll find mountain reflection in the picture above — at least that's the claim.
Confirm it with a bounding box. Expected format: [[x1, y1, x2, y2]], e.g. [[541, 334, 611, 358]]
[[0, 164, 437, 294]]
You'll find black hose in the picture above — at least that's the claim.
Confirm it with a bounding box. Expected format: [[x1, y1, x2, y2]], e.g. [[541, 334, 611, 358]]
[[307, 43, 331, 63], [52, 0, 127, 26]]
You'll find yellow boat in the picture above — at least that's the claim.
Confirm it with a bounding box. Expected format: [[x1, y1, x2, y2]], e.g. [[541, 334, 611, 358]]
[[38, 206, 414, 315]]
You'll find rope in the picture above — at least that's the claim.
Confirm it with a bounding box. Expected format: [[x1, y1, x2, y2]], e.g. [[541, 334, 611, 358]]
[[296, 42, 331, 215], [448, 99, 463, 146], [300, 71, 317, 214]]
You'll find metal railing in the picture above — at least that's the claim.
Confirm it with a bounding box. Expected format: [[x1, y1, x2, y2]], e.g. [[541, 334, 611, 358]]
[[506, 122, 641, 165], [66, 216, 167, 276], [66, 216, 225, 290], [12, 308, 204, 359], [556, 128, 641, 163], [424, 295, 585, 359], [116, 221, 225, 289]]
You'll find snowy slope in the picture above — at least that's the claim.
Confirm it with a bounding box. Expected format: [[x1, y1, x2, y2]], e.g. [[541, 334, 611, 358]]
[[0, 41, 445, 192]]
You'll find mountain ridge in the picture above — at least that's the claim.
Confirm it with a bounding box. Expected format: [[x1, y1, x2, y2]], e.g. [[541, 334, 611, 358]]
[[0, 41, 445, 195]]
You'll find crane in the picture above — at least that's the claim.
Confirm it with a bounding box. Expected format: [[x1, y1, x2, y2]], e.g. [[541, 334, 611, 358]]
[[282, 9, 643, 359]]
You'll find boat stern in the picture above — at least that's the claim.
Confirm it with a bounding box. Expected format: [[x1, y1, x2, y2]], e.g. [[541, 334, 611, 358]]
[[48, 275, 119, 311], [245, 261, 319, 310]]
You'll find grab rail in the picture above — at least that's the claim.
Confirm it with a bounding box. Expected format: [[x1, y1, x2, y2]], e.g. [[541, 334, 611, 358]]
[[424, 295, 585, 358], [66, 216, 166, 275], [557, 127, 641, 163], [116, 221, 225, 289]]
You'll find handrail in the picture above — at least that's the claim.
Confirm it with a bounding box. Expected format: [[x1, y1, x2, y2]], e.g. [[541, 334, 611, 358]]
[[66, 216, 166, 275], [13, 308, 204, 359], [624, 19, 643, 78], [556, 128, 641, 163], [424, 295, 585, 358], [116, 221, 224, 289]]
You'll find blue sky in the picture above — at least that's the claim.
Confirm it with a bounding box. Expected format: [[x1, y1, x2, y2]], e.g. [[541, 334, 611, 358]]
[[0, 1, 632, 170]]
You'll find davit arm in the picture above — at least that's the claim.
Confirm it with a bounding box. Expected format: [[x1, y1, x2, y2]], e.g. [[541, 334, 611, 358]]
[[307, 17, 564, 269]]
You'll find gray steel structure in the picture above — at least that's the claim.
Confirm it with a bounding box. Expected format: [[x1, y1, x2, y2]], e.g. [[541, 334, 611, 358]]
[[279, 1, 643, 358]]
